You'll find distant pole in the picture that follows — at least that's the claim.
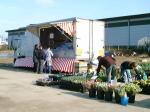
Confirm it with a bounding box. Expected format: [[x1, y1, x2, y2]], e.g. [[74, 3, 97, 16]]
[[118, 45, 119, 50], [128, 19, 130, 49]]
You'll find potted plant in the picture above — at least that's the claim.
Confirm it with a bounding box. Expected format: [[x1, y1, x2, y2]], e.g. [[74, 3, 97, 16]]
[[114, 85, 126, 103], [124, 83, 142, 103], [103, 83, 114, 101], [74, 80, 87, 93], [85, 80, 96, 98], [89, 83, 96, 98], [141, 80, 150, 94], [59, 75, 87, 92], [96, 82, 106, 100]]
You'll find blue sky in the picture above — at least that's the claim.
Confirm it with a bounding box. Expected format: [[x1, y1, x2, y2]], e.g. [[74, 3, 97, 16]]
[[0, 0, 150, 37]]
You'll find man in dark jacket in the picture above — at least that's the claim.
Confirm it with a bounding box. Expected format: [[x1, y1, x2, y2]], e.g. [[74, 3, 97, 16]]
[[97, 56, 116, 83], [37, 45, 46, 74], [33, 44, 38, 72]]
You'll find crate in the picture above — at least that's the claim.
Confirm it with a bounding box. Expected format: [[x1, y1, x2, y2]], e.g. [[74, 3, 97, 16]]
[[75, 61, 88, 73]]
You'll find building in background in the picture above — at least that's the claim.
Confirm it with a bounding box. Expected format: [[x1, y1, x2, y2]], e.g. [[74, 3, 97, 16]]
[[99, 13, 150, 48]]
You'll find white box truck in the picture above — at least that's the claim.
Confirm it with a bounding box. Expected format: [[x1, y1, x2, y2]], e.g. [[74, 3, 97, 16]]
[[7, 17, 105, 73]]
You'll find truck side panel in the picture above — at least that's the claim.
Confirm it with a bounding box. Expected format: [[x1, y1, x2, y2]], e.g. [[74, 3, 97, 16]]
[[9, 31, 39, 58], [76, 19, 104, 60], [93, 21, 105, 59], [76, 19, 90, 60]]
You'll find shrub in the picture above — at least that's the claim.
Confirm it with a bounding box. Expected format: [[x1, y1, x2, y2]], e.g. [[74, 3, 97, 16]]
[[124, 83, 142, 95]]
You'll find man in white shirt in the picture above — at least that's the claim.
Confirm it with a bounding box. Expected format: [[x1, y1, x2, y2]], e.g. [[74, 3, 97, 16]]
[[45, 47, 53, 73]]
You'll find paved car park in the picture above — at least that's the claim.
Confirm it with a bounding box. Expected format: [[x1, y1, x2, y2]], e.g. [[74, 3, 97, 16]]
[[0, 68, 149, 112]]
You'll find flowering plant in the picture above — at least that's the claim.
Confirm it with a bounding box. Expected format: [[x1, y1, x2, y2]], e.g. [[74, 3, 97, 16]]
[[125, 83, 142, 95], [114, 85, 126, 97], [84, 80, 96, 90], [96, 82, 105, 90], [98, 83, 115, 92]]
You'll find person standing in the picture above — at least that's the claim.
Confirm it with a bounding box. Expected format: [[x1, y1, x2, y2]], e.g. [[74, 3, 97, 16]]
[[37, 45, 46, 74], [96, 56, 116, 83], [33, 44, 38, 72], [45, 47, 53, 73]]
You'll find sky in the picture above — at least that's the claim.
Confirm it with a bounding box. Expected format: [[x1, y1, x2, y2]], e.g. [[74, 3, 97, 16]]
[[0, 0, 150, 37]]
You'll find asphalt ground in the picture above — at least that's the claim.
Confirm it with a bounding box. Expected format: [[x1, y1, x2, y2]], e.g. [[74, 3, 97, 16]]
[[0, 66, 149, 112]]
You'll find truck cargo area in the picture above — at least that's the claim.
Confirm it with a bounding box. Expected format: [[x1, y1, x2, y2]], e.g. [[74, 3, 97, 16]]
[[40, 26, 73, 49]]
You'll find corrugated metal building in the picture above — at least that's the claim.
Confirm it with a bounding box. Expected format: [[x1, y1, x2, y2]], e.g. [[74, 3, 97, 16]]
[[99, 13, 150, 47]]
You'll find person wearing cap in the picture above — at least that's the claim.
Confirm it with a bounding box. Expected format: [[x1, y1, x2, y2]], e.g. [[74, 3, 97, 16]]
[[96, 56, 116, 83]]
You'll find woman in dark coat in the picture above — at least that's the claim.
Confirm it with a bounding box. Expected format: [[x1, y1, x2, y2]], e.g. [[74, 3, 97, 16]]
[[37, 45, 46, 74]]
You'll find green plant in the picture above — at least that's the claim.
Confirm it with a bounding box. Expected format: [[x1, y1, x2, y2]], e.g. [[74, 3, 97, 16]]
[[134, 80, 149, 87], [84, 80, 95, 90], [96, 82, 106, 90], [88, 82, 97, 98], [124, 83, 142, 95], [100, 83, 114, 92], [114, 85, 126, 97], [139, 62, 150, 71], [96, 82, 105, 99], [97, 69, 107, 76], [133, 79, 150, 94], [97, 75, 107, 82], [90, 83, 96, 89], [61, 76, 86, 84], [86, 73, 93, 80], [60, 75, 87, 92]]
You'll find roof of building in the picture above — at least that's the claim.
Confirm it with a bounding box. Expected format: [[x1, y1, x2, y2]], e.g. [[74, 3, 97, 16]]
[[98, 13, 150, 22], [6, 27, 26, 32]]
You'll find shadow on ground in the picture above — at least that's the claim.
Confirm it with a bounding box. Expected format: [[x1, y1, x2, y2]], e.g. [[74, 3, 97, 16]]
[[129, 98, 150, 109], [62, 91, 98, 101], [0, 63, 62, 75], [61, 91, 114, 104], [62, 91, 150, 109], [0, 63, 34, 73]]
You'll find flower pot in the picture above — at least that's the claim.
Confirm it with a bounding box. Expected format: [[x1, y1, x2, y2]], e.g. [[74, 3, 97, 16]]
[[75, 83, 82, 92], [127, 93, 135, 103], [68, 82, 72, 90], [143, 86, 150, 95], [97, 89, 104, 100], [73, 83, 78, 91], [89, 89, 96, 98], [115, 92, 121, 103], [104, 91, 113, 101], [80, 84, 86, 93], [59, 80, 67, 89]]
